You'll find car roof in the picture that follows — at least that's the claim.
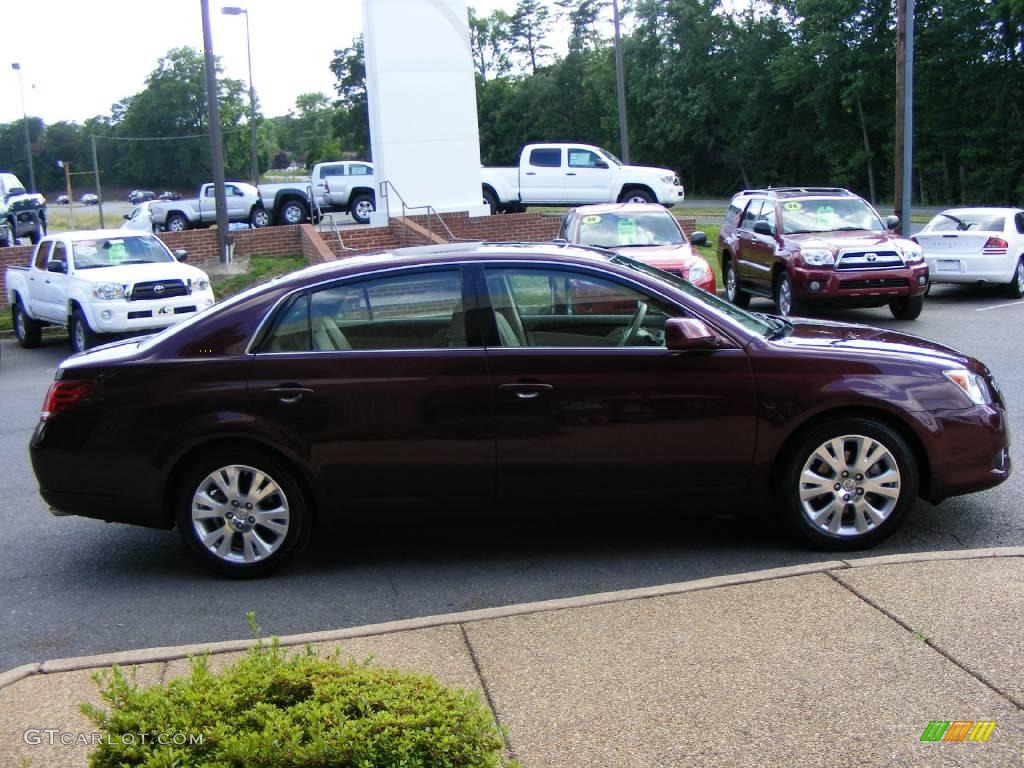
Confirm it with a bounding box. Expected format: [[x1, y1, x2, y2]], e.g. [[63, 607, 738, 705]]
[[269, 241, 623, 289], [49, 229, 156, 241], [571, 202, 672, 216], [734, 187, 858, 200]]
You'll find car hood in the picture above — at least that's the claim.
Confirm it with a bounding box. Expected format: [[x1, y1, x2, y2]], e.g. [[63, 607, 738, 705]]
[[774, 317, 977, 368], [786, 230, 909, 251], [608, 243, 702, 267], [73, 261, 210, 284]]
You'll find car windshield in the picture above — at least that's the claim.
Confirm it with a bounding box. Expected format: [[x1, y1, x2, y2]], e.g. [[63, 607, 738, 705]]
[[780, 198, 884, 234], [73, 235, 174, 268], [609, 254, 775, 337], [578, 211, 685, 248], [927, 212, 1005, 233]]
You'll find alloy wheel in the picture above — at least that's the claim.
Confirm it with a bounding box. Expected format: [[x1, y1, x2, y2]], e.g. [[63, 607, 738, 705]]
[[355, 200, 374, 220], [797, 434, 902, 537], [190, 464, 291, 564]]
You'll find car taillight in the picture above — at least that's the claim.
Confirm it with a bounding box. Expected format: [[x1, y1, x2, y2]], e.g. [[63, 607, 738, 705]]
[[41, 380, 95, 420], [984, 237, 1009, 250]]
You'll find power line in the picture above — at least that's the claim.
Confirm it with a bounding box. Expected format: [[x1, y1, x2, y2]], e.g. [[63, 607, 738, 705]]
[[91, 127, 251, 142]]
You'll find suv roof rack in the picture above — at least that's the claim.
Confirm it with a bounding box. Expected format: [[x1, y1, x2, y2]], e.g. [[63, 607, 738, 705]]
[[738, 187, 855, 198]]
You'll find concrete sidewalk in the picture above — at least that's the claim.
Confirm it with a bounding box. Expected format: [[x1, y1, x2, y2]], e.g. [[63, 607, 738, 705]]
[[2, 547, 1022, 767]]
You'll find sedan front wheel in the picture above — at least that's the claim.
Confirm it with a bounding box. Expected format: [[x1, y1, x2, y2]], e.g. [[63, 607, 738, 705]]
[[782, 418, 918, 550], [176, 449, 311, 577]]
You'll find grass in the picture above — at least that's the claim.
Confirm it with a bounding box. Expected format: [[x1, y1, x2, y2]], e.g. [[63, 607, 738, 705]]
[[45, 207, 106, 231], [692, 223, 723, 289], [212, 255, 308, 299]]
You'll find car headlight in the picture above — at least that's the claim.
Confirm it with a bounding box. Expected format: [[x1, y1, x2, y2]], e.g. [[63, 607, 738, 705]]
[[92, 283, 126, 300], [193, 278, 211, 291], [943, 369, 991, 406], [687, 264, 708, 283], [660, 175, 675, 185], [900, 242, 924, 262], [801, 248, 835, 266]]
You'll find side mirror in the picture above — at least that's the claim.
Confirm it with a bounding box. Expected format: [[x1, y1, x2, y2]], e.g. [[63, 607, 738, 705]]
[[9, 186, 26, 196], [47, 259, 67, 274], [886, 215, 900, 230], [664, 317, 719, 351], [123, 214, 130, 220], [752, 221, 774, 237], [234, 188, 245, 197], [689, 230, 708, 246], [174, 249, 188, 262]]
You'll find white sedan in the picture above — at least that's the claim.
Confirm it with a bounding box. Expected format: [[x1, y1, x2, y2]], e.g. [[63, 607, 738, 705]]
[[122, 201, 157, 232], [916, 207, 1024, 298]]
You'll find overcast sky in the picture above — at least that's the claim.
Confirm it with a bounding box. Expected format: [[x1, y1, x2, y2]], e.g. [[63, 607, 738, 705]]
[[0, 0, 528, 126]]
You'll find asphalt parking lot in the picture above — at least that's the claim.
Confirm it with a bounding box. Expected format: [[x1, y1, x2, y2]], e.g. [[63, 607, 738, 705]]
[[0, 284, 1021, 673]]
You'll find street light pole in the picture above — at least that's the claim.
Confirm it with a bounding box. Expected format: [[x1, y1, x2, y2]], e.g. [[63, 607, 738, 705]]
[[11, 63, 37, 193], [222, 5, 260, 186], [202, 0, 233, 264], [611, 0, 630, 164]]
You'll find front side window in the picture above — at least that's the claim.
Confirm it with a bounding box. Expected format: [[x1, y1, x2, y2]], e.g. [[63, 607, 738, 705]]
[[529, 148, 562, 168], [34, 241, 53, 270], [741, 200, 763, 230], [485, 267, 677, 348], [349, 164, 372, 176], [568, 149, 604, 169], [260, 270, 468, 352]]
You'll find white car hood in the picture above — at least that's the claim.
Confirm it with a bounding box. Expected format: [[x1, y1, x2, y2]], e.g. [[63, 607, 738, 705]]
[[74, 260, 210, 287]]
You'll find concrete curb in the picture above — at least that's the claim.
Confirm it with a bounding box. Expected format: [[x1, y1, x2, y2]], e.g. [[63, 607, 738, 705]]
[[5, 547, 1023, 688]]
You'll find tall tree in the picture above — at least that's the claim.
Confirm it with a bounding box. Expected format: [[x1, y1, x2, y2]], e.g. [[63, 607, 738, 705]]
[[510, 0, 554, 73]]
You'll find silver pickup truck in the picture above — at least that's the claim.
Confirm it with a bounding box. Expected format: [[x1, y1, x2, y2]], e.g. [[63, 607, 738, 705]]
[[149, 181, 270, 232]]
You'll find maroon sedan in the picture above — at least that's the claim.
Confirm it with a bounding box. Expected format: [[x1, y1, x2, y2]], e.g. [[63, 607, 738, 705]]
[[30, 243, 1010, 576]]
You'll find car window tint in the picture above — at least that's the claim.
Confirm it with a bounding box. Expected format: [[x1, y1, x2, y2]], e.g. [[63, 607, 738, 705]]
[[529, 148, 562, 168], [306, 270, 467, 351], [321, 166, 346, 177], [264, 293, 311, 352], [34, 241, 53, 270], [51, 242, 68, 268], [741, 200, 763, 230], [349, 164, 372, 176], [558, 214, 573, 240], [485, 267, 675, 348], [759, 202, 777, 234], [567, 149, 603, 168], [1017, 213, 1024, 234]]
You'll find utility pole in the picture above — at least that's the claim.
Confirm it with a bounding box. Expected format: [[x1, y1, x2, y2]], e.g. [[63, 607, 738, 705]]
[[91, 136, 105, 228], [611, 0, 630, 164], [201, 0, 233, 264], [222, 6, 260, 186], [59, 160, 74, 229], [894, 0, 914, 236], [11, 63, 37, 193]]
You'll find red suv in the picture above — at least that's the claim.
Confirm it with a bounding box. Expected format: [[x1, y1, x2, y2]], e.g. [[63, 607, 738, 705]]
[[718, 188, 929, 319]]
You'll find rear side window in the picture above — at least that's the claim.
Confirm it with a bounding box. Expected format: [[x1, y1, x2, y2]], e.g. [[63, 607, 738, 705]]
[[320, 166, 347, 178], [529, 148, 562, 168], [34, 242, 53, 270]]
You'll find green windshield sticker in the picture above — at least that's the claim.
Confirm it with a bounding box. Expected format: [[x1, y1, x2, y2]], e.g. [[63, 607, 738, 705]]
[[581, 215, 602, 225], [815, 205, 835, 226], [107, 242, 128, 264], [783, 201, 803, 211], [617, 218, 637, 243]]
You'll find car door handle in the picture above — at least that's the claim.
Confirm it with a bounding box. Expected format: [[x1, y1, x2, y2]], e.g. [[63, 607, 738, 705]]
[[264, 386, 313, 404], [525, 171, 537, 176], [566, 172, 577, 176], [499, 383, 553, 400]]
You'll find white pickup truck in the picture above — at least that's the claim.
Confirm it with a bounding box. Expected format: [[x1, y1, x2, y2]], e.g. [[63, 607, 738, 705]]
[[6, 230, 216, 353], [149, 181, 269, 232], [481, 143, 685, 213]]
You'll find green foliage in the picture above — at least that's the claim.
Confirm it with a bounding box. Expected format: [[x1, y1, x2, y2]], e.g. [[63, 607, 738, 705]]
[[81, 622, 514, 768], [211, 255, 309, 300]]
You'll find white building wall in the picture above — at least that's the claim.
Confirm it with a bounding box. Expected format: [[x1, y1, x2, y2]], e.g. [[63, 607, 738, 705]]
[[362, 0, 488, 225]]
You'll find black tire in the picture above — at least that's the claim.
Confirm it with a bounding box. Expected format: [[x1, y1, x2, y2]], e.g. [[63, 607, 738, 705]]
[[483, 188, 498, 215], [0, 226, 12, 248], [889, 294, 924, 320], [350, 193, 375, 225], [781, 417, 918, 550], [7, 219, 17, 245], [13, 301, 42, 349], [29, 222, 43, 244], [250, 206, 271, 228], [774, 271, 804, 317], [279, 200, 307, 226], [175, 448, 312, 578], [166, 213, 189, 232], [70, 307, 99, 353], [723, 258, 750, 308], [1005, 258, 1024, 299], [617, 188, 655, 204]]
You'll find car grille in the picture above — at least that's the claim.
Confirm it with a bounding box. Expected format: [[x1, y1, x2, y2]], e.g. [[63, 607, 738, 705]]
[[130, 280, 188, 301], [839, 278, 910, 290], [835, 250, 904, 271]]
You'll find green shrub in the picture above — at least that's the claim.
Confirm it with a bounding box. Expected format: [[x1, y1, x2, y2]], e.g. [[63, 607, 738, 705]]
[[82, 619, 515, 768]]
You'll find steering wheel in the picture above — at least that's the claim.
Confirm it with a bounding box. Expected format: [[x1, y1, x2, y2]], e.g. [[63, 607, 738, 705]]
[[619, 301, 648, 346]]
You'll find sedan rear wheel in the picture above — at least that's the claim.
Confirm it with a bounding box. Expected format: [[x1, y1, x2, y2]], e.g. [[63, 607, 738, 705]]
[[177, 450, 311, 577], [782, 418, 918, 550], [1006, 258, 1024, 299]]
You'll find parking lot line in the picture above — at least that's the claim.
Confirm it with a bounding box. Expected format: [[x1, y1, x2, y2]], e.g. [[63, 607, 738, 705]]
[[975, 300, 1024, 312]]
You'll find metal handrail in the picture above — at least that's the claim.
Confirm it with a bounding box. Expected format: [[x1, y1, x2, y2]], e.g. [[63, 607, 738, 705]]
[[379, 180, 466, 244], [309, 183, 356, 252]]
